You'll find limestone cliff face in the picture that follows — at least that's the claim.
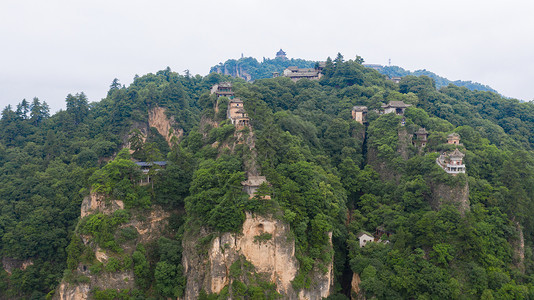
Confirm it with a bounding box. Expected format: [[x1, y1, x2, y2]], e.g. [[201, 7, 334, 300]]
[[367, 128, 414, 183], [513, 221, 525, 272], [214, 65, 252, 82], [80, 192, 124, 218], [55, 283, 90, 300], [397, 128, 411, 160], [351, 273, 363, 300], [148, 107, 183, 145], [123, 107, 182, 150], [183, 213, 333, 299], [430, 180, 470, 214], [2, 257, 33, 275], [54, 193, 170, 300]]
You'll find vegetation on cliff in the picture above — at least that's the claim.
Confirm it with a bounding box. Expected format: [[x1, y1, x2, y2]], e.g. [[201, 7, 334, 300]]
[[1, 53, 534, 299]]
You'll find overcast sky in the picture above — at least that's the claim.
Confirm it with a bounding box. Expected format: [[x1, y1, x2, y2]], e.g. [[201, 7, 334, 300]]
[[1, 0, 533, 112]]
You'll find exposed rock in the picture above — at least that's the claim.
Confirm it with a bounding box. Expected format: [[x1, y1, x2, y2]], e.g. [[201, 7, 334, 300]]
[[80, 192, 124, 218], [54, 282, 90, 300], [298, 232, 334, 300], [183, 213, 333, 299], [351, 273, 364, 300], [397, 128, 411, 160], [2, 257, 33, 274], [513, 221, 525, 273], [127, 206, 170, 243], [214, 64, 252, 82], [95, 248, 108, 263], [429, 179, 470, 214], [122, 107, 182, 150], [54, 205, 170, 300], [366, 146, 400, 182], [148, 107, 183, 146]]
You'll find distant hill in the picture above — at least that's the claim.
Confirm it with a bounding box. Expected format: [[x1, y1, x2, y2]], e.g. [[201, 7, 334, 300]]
[[211, 55, 497, 94], [374, 65, 497, 93]]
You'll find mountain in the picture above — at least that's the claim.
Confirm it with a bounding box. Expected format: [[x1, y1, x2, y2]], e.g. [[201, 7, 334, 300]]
[[1, 56, 534, 299], [210, 56, 316, 82], [212, 52, 498, 94], [375, 65, 498, 93]]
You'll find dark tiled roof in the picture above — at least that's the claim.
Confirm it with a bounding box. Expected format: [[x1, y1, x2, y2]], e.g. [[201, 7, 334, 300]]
[[352, 106, 368, 112], [135, 161, 167, 167]]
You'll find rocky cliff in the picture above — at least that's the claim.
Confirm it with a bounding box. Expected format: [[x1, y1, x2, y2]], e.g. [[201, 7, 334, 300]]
[[148, 107, 183, 145], [183, 213, 333, 299], [429, 179, 470, 214], [351, 273, 363, 300], [54, 192, 171, 300], [123, 106, 182, 149]]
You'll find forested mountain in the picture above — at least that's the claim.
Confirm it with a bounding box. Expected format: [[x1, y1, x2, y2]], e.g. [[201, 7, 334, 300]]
[[1, 54, 534, 299], [212, 54, 497, 94], [378, 65, 498, 93], [210, 56, 317, 81]]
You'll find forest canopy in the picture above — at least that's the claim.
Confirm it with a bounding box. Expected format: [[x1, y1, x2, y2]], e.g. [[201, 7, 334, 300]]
[[1, 55, 534, 299]]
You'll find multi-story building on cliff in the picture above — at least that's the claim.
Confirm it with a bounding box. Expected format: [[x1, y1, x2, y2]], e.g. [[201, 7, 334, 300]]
[[437, 148, 466, 174], [227, 98, 250, 129], [211, 82, 235, 99], [352, 106, 368, 125], [413, 127, 429, 148]]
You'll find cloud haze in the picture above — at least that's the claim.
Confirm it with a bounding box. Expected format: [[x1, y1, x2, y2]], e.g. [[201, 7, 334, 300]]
[[1, 0, 533, 112]]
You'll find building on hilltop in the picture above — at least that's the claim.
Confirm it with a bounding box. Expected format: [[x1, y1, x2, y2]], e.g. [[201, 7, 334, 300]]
[[437, 148, 466, 175], [241, 175, 271, 199], [210, 82, 235, 99], [413, 127, 429, 148], [381, 101, 411, 115], [227, 98, 250, 129], [447, 133, 461, 145], [135, 161, 167, 185], [389, 76, 402, 84], [282, 62, 325, 82], [352, 106, 368, 125], [276, 49, 287, 60]]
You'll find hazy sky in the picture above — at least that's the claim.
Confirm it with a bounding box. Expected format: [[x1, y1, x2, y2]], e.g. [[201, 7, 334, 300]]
[[1, 0, 533, 112]]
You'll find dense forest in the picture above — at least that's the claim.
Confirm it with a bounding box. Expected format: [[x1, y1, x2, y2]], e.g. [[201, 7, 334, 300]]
[[1, 54, 534, 299]]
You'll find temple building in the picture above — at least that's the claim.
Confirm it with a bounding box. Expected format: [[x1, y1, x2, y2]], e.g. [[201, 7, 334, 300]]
[[413, 127, 428, 148], [135, 161, 167, 185], [276, 49, 287, 60], [437, 148, 466, 174], [282, 62, 325, 82], [352, 106, 368, 125], [447, 133, 461, 145], [390, 76, 402, 84], [210, 82, 235, 99], [381, 101, 411, 115], [241, 175, 271, 199], [227, 98, 250, 129]]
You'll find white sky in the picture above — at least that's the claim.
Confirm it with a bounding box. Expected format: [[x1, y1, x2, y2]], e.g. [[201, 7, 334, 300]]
[[1, 0, 533, 112]]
